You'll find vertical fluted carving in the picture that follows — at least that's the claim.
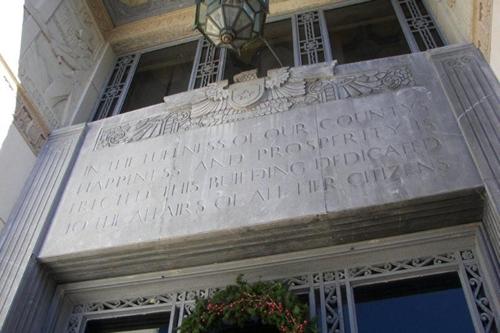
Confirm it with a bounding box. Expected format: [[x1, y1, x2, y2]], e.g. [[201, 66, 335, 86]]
[[0, 124, 86, 331], [430, 44, 500, 260]]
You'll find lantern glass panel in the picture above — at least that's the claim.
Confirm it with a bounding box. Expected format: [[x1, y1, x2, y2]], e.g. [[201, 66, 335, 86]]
[[207, 0, 220, 14], [206, 17, 221, 36], [237, 25, 253, 39], [248, 0, 263, 13], [197, 2, 207, 24], [211, 7, 225, 29], [224, 5, 241, 28], [234, 11, 252, 31]]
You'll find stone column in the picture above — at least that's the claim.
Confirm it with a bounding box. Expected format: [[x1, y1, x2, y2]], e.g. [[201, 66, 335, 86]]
[[0, 124, 86, 332], [430, 43, 500, 264]]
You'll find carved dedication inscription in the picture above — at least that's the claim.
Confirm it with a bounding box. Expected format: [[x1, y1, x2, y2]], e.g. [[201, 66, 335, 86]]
[[41, 87, 478, 258]]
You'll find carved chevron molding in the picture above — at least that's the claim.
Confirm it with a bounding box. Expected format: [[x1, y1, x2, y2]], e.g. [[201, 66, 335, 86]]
[[95, 64, 414, 150]]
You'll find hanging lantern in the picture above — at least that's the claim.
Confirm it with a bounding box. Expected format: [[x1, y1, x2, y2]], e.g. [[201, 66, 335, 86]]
[[194, 0, 269, 51]]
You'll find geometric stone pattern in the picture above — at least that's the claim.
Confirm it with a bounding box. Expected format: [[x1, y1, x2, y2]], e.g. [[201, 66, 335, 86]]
[[65, 249, 499, 333]]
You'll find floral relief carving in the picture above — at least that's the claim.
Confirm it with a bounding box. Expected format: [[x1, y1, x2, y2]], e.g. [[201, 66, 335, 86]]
[[95, 64, 414, 150]]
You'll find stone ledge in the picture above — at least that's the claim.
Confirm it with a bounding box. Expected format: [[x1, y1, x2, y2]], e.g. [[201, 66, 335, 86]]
[[40, 187, 484, 282]]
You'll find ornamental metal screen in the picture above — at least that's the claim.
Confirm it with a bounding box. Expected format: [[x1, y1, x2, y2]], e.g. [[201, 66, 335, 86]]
[[92, 54, 139, 120], [391, 0, 445, 51], [189, 37, 225, 90], [293, 11, 330, 66], [66, 249, 498, 333]]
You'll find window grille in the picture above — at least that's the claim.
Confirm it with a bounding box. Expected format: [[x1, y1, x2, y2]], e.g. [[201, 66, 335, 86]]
[[92, 54, 139, 121], [190, 37, 225, 90], [391, 0, 445, 51], [293, 10, 331, 65]]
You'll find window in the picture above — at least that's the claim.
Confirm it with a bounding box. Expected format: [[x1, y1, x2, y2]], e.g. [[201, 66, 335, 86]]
[[121, 41, 198, 113], [93, 0, 444, 120], [354, 273, 475, 333], [224, 19, 294, 81], [324, 0, 410, 64], [84, 312, 170, 333], [71, 249, 498, 333]]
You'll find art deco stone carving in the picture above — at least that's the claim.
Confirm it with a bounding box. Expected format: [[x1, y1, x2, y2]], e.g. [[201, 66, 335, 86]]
[[95, 64, 414, 150], [20, 0, 103, 129], [13, 95, 50, 154]]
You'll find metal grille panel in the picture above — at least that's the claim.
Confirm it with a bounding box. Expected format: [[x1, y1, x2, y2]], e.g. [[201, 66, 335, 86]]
[[190, 38, 224, 90], [92, 54, 139, 121], [295, 11, 328, 65], [392, 0, 445, 51]]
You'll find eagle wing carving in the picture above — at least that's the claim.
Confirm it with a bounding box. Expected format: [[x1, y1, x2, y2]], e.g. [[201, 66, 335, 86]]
[[265, 67, 306, 100], [191, 82, 229, 118]]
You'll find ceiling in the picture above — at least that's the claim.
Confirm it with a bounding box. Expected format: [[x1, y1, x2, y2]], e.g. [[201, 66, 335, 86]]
[[103, 0, 193, 26]]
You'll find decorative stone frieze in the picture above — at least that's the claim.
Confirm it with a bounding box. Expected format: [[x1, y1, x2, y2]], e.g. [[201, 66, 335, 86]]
[[94, 64, 414, 150]]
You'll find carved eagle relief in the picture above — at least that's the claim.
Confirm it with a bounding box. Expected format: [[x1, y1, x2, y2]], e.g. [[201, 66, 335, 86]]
[[191, 81, 229, 118], [190, 67, 306, 119]]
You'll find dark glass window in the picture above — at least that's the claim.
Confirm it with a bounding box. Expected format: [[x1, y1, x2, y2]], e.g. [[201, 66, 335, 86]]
[[224, 19, 294, 81], [121, 41, 198, 112], [354, 272, 475, 333], [324, 0, 410, 64], [84, 312, 170, 333]]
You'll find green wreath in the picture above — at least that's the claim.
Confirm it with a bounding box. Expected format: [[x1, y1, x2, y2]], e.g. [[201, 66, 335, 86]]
[[179, 276, 317, 333]]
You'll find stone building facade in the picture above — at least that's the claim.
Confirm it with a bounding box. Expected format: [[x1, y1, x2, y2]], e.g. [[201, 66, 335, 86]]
[[0, 0, 499, 332]]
